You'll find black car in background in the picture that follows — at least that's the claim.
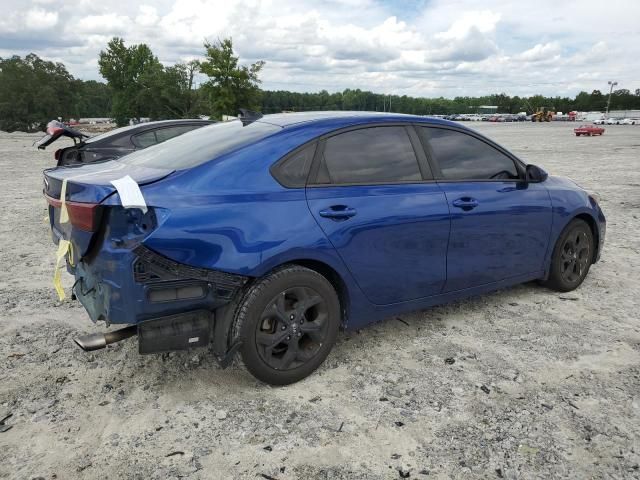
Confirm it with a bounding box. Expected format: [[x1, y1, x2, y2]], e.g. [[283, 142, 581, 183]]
[[36, 119, 214, 166]]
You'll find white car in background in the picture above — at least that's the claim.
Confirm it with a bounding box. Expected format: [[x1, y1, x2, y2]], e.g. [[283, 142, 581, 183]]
[[593, 118, 606, 125], [621, 118, 637, 125], [606, 117, 622, 125]]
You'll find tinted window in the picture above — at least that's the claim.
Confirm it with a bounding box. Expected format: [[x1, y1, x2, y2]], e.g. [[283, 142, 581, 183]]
[[155, 125, 201, 143], [117, 120, 280, 170], [319, 126, 421, 184], [272, 144, 316, 187], [83, 123, 144, 144], [133, 130, 157, 148], [420, 128, 519, 180]]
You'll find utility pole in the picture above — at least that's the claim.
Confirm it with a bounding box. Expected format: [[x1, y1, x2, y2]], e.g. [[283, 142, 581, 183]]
[[606, 80, 618, 118]]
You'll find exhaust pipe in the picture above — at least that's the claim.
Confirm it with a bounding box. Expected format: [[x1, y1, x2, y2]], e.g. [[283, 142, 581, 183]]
[[74, 325, 138, 351]]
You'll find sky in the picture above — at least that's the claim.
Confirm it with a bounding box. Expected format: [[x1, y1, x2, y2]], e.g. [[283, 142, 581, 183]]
[[0, 0, 638, 98]]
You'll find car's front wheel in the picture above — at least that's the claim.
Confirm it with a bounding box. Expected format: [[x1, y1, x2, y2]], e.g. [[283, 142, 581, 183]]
[[232, 265, 340, 385], [542, 218, 594, 292]]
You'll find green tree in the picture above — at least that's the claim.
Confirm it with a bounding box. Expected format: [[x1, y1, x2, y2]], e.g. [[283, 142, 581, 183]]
[[98, 37, 163, 125], [142, 60, 204, 118], [0, 54, 75, 131], [199, 38, 265, 119], [72, 80, 112, 119]]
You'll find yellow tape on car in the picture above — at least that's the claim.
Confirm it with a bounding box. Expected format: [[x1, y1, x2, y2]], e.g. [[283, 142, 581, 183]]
[[53, 239, 71, 301], [52, 177, 72, 300], [59, 178, 69, 224]]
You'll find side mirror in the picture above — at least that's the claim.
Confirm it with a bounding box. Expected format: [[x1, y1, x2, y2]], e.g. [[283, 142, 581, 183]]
[[525, 164, 548, 183]]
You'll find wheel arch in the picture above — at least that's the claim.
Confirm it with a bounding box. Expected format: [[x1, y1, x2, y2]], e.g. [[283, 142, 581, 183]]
[[573, 212, 600, 263], [285, 259, 350, 327]]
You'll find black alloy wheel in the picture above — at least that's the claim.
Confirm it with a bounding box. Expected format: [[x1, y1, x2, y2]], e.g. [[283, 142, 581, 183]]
[[256, 286, 330, 371], [542, 218, 594, 292], [232, 265, 340, 385], [559, 229, 591, 285]]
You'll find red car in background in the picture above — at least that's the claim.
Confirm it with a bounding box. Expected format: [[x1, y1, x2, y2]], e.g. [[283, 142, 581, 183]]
[[574, 125, 605, 136]]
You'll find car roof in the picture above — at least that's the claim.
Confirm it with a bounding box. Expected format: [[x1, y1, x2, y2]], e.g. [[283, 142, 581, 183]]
[[129, 119, 214, 131], [255, 111, 461, 129]]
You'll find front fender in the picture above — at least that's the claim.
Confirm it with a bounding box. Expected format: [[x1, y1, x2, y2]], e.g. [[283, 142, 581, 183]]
[[543, 176, 606, 272]]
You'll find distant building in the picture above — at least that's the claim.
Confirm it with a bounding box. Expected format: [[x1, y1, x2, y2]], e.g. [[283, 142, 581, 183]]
[[577, 112, 604, 121], [608, 110, 640, 119], [477, 105, 498, 114], [79, 118, 112, 124]]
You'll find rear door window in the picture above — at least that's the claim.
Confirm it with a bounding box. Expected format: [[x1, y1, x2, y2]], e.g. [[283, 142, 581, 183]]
[[419, 127, 519, 180], [315, 126, 422, 185], [154, 125, 202, 143], [272, 144, 317, 187], [133, 130, 157, 148]]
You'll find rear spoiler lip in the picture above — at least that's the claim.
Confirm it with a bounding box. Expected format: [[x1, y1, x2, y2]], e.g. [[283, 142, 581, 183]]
[[43, 165, 176, 204]]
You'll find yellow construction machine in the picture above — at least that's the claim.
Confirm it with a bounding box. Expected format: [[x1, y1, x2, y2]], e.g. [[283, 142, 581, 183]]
[[531, 107, 555, 122]]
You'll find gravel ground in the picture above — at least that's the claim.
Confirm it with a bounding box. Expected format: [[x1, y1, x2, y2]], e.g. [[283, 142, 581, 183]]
[[0, 122, 639, 479]]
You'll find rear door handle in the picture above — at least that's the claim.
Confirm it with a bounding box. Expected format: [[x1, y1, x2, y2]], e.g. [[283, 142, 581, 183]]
[[452, 197, 479, 210], [319, 205, 357, 220]]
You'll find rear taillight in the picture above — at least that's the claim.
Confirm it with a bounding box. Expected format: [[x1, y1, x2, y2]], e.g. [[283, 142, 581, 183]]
[[46, 126, 64, 136], [54, 149, 61, 161], [45, 195, 101, 232]]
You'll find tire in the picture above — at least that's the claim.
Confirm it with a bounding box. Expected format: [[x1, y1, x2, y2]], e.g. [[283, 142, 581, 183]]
[[542, 219, 594, 292], [231, 265, 340, 385]]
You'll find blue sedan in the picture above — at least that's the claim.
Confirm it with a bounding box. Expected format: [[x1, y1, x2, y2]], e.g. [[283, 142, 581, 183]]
[[44, 112, 606, 384]]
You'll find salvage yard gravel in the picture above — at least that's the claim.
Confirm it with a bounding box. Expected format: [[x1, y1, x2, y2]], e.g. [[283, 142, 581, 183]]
[[0, 122, 639, 479]]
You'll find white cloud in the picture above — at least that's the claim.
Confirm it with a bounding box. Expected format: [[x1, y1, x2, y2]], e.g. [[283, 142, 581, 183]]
[[435, 10, 501, 40], [76, 14, 131, 34], [24, 8, 58, 30], [516, 42, 562, 62], [136, 5, 159, 27], [0, 0, 638, 98]]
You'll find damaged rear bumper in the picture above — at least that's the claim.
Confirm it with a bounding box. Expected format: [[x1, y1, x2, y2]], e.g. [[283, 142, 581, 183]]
[[70, 245, 249, 361], [71, 244, 248, 326]]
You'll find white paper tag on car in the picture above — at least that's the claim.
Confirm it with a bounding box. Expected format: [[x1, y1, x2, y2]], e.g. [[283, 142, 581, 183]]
[[110, 175, 148, 213]]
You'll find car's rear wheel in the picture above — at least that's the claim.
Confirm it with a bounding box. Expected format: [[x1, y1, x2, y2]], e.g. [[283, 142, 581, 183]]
[[542, 219, 594, 292], [232, 265, 340, 385]]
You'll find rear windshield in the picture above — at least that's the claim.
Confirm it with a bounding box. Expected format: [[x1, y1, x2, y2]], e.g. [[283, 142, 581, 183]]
[[84, 124, 142, 144], [115, 120, 280, 169]]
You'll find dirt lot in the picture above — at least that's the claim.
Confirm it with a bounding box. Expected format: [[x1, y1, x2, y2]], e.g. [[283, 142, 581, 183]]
[[0, 122, 639, 479]]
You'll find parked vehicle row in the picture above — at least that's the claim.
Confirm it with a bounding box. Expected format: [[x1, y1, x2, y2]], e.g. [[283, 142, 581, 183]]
[[442, 114, 528, 122], [593, 118, 637, 125]]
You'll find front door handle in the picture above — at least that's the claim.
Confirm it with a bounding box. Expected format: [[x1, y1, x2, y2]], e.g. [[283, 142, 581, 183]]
[[452, 197, 479, 211], [319, 205, 357, 220]]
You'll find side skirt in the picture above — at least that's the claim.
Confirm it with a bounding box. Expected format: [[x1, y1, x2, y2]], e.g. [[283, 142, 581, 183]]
[[346, 270, 545, 330]]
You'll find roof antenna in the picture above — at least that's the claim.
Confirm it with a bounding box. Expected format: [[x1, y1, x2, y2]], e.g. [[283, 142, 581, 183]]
[[238, 109, 263, 125]]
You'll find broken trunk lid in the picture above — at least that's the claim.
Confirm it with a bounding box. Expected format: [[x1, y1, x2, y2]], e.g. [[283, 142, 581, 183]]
[[43, 161, 174, 203], [36, 120, 87, 150], [44, 161, 174, 256]]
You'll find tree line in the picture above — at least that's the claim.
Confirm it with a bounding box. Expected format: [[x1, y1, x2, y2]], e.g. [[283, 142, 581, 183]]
[[262, 88, 640, 116], [1, 38, 640, 132]]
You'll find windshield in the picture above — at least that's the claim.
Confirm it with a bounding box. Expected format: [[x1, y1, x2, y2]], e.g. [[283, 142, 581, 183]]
[[115, 120, 281, 170]]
